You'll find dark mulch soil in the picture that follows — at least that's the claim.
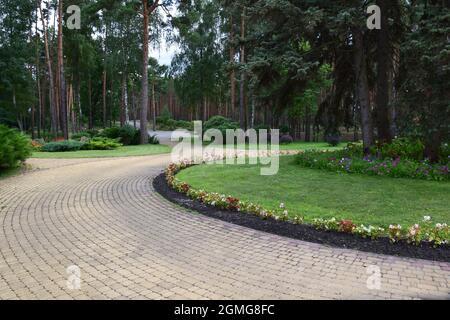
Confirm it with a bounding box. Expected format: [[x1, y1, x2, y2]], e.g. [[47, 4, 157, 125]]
[[153, 173, 449, 262]]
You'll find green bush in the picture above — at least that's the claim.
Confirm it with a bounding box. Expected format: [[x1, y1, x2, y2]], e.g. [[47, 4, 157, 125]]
[[279, 125, 290, 134], [380, 138, 425, 160], [100, 125, 140, 145], [0, 125, 32, 169], [296, 150, 450, 181], [41, 140, 85, 152], [71, 132, 91, 141], [175, 120, 194, 131], [82, 137, 122, 150], [254, 124, 270, 131], [440, 142, 450, 161], [203, 116, 239, 141], [156, 106, 173, 125]]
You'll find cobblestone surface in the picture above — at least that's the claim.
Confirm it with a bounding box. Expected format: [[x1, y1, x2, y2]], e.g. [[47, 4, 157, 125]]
[[0, 155, 448, 300]]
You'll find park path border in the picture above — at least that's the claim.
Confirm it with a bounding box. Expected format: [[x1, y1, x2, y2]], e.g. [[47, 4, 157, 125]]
[[153, 173, 450, 263]]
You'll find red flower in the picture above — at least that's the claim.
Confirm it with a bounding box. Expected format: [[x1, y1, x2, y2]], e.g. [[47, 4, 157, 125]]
[[226, 197, 240, 211], [339, 220, 356, 233]]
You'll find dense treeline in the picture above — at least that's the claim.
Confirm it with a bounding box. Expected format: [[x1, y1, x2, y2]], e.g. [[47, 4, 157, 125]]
[[0, 0, 449, 161]]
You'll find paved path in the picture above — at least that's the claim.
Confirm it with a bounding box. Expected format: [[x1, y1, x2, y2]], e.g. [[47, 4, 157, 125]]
[[0, 155, 448, 300]]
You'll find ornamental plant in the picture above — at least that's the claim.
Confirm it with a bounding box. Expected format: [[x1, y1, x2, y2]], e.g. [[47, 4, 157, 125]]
[[406, 224, 422, 245], [354, 225, 385, 240], [388, 225, 403, 243], [339, 220, 356, 233], [165, 162, 449, 247]]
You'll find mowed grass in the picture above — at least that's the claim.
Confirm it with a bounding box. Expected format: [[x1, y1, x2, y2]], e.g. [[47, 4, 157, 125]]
[[198, 140, 344, 151], [32, 144, 171, 159], [177, 156, 450, 227]]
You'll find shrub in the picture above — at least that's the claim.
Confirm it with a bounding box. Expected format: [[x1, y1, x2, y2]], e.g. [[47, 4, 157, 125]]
[[31, 139, 45, 151], [203, 116, 239, 142], [380, 138, 424, 161], [280, 134, 294, 144], [339, 220, 356, 233], [296, 149, 450, 181], [175, 120, 194, 131], [279, 125, 290, 135], [148, 134, 159, 145], [344, 142, 364, 157], [41, 140, 85, 152], [71, 132, 91, 141], [100, 126, 122, 139], [440, 143, 450, 161], [82, 137, 122, 150], [326, 134, 341, 147], [100, 125, 139, 145], [254, 124, 270, 131], [0, 125, 32, 169], [156, 106, 172, 124]]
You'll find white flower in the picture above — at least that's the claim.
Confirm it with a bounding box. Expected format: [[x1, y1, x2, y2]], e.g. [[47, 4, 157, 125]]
[[423, 216, 431, 222], [283, 210, 288, 216], [279, 203, 285, 209], [435, 223, 442, 229]]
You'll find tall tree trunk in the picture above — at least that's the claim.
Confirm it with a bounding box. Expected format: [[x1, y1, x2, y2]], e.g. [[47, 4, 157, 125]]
[[120, 75, 126, 127], [38, 1, 57, 136], [229, 15, 236, 121], [239, 6, 246, 129], [102, 69, 107, 128], [88, 75, 93, 130], [375, 0, 392, 144], [140, 0, 159, 143], [305, 105, 311, 142], [58, 0, 68, 139], [152, 80, 156, 131], [140, 1, 149, 144], [354, 28, 373, 154]]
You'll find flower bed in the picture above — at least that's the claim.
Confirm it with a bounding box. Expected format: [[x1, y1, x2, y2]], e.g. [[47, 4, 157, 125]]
[[296, 150, 450, 181], [165, 161, 449, 247]]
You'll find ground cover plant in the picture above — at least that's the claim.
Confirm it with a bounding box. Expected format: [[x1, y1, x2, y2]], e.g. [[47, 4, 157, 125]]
[[171, 156, 449, 246]]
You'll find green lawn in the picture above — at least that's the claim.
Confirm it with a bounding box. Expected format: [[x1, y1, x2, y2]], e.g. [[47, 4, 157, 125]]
[[243, 142, 344, 151], [32, 144, 171, 159], [196, 140, 344, 151], [177, 156, 450, 227]]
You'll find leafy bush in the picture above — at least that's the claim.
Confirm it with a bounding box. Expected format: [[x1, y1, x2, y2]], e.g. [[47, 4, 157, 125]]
[[157, 118, 193, 131], [175, 120, 194, 131], [156, 106, 172, 124], [296, 149, 450, 181], [203, 116, 239, 141], [380, 138, 425, 161], [71, 132, 92, 141], [280, 134, 294, 144], [100, 126, 121, 139], [100, 125, 140, 145], [254, 124, 270, 131], [279, 125, 290, 134], [31, 139, 45, 151], [82, 137, 122, 150], [326, 134, 341, 147], [41, 140, 85, 152], [0, 125, 32, 169], [148, 134, 160, 145], [440, 142, 450, 161]]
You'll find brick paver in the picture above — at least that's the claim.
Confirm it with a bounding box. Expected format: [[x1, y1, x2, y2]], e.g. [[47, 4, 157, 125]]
[[0, 155, 448, 300]]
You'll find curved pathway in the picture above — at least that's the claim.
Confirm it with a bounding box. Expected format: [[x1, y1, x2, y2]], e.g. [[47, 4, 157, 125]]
[[0, 155, 448, 300]]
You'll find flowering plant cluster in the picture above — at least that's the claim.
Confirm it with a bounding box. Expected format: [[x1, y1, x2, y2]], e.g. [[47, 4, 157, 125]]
[[353, 225, 385, 240], [165, 162, 449, 247], [296, 150, 450, 181]]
